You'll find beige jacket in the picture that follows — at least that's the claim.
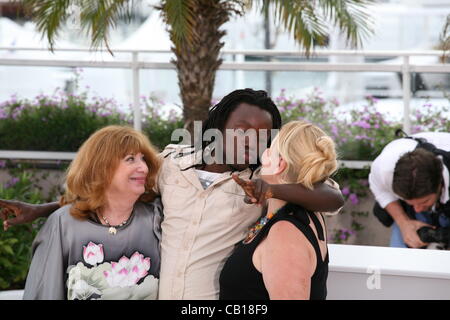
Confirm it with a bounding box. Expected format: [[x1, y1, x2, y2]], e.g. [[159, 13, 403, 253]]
[[155, 145, 262, 299]]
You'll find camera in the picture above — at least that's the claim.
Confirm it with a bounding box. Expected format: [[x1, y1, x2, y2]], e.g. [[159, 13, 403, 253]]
[[417, 227, 450, 250]]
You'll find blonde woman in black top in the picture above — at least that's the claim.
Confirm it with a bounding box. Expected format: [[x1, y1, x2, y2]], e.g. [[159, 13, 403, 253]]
[[220, 120, 338, 300]]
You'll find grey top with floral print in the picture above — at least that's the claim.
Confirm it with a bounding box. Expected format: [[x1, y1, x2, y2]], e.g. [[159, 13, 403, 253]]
[[23, 198, 162, 300]]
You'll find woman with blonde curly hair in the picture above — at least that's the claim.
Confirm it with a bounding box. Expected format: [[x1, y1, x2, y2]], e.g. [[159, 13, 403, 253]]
[[220, 120, 338, 300], [24, 125, 162, 300]]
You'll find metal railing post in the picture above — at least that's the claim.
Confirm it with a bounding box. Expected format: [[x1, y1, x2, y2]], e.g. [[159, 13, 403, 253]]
[[402, 55, 411, 134], [132, 52, 141, 131]]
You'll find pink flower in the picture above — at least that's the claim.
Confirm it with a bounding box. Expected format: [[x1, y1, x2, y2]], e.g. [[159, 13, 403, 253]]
[[352, 120, 371, 129], [331, 124, 339, 137], [103, 251, 151, 288], [349, 193, 359, 205], [83, 242, 104, 266], [341, 187, 350, 196]]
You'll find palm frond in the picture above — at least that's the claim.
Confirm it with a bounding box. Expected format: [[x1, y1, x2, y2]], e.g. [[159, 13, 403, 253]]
[[257, 0, 374, 55], [81, 0, 133, 53], [158, 0, 198, 49], [260, 0, 328, 55], [21, 0, 133, 53], [317, 0, 374, 48], [21, 0, 72, 50]]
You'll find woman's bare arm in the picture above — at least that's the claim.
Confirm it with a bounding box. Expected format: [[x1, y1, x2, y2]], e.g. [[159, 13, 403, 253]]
[[260, 221, 315, 300]]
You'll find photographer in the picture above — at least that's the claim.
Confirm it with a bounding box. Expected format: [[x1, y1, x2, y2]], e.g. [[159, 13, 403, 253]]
[[368, 131, 450, 249]]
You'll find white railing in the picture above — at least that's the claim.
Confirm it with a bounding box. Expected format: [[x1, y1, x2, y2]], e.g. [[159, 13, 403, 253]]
[[0, 47, 449, 168]]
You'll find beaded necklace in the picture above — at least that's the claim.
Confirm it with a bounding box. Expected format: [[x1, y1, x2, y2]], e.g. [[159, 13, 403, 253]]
[[101, 215, 129, 235], [243, 208, 281, 244]]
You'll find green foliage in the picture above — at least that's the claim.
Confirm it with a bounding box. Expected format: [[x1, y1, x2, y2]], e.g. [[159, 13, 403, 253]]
[[0, 87, 181, 152], [278, 89, 400, 161], [0, 91, 127, 152], [22, 0, 374, 55], [140, 96, 184, 151], [0, 166, 50, 290], [330, 228, 355, 244], [21, 0, 134, 51]]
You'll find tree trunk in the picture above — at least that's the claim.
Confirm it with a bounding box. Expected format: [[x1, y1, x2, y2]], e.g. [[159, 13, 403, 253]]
[[170, 1, 233, 135]]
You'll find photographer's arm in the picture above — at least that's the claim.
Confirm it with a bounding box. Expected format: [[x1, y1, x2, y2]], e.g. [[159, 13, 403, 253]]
[[385, 201, 433, 248], [0, 200, 60, 231]]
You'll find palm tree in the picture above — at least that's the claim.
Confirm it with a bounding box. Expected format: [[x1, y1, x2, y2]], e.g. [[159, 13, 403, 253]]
[[21, 0, 374, 130]]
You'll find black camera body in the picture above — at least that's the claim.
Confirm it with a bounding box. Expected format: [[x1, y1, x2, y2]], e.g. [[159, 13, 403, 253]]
[[417, 227, 450, 250]]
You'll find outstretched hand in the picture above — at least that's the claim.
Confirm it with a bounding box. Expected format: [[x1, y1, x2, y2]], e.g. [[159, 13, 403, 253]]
[[232, 174, 274, 206], [399, 219, 435, 249], [0, 199, 38, 231]]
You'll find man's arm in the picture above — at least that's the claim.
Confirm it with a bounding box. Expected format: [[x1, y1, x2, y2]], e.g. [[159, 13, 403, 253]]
[[369, 159, 433, 248], [231, 174, 344, 212], [0, 200, 60, 230], [271, 180, 344, 213]]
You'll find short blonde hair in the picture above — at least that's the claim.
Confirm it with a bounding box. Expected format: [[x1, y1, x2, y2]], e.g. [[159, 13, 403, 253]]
[[273, 120, 337, 189], [60, 125, 160, 220]]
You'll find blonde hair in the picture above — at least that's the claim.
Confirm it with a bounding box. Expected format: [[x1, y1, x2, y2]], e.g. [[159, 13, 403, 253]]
[[273, 120, 338, 189], [60, 125, 160, 220]]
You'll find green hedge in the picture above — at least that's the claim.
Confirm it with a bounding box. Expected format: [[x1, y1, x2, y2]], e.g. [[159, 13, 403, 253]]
[[0, 92, 183, 152], [0, 164, 60, 289]]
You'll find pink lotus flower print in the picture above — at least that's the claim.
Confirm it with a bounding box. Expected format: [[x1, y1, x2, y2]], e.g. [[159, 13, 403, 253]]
[[103, 251, 151, 288], [83, 242, 104, 266]]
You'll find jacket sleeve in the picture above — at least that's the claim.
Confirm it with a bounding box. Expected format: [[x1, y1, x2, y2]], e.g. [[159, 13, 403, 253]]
[[23, 212, 67, 300], [369, 155, 399, 208]]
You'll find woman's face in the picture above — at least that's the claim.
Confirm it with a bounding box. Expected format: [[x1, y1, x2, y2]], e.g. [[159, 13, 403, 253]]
[[107, 152, 149, 199]]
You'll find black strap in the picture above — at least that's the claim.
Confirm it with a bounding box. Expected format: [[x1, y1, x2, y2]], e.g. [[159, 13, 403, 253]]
[[308, 212, 325, 241], [277, 203, 325, 241], [395, 130, 450, 167], [406, 136, 450, 171]]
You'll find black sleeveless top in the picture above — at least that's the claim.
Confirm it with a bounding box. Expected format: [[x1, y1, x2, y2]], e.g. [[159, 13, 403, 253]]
[[219, 203, 329, 300]]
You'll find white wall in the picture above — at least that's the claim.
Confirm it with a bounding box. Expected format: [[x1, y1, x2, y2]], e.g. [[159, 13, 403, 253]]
[[328, 244, 450, 299]]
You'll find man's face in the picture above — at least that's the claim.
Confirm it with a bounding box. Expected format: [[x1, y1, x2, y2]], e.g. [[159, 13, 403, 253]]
[[405, 193, 440, 213], [222, 103, 273, 171]]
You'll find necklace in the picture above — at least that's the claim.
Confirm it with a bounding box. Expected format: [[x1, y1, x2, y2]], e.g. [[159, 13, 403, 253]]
[[101, 215, 129, 235], [243, 209, 279, 244]]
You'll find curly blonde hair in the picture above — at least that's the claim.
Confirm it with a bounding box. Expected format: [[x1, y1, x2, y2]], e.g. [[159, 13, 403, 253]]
[[273, 120, 338, 189], [60, 125, 160, 220]]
